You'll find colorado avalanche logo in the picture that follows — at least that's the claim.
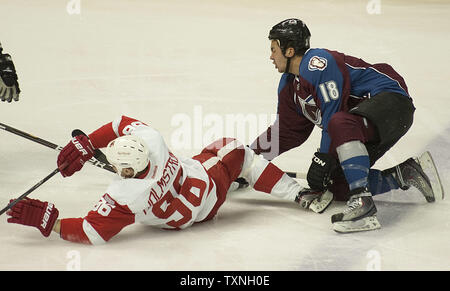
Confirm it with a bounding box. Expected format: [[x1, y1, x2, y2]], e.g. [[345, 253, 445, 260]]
[[308, 56, 327, 71], [295, 93, 322, 127]]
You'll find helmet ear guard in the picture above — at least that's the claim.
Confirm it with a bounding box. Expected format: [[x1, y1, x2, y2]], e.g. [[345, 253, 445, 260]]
[[105, 135, 150, 178]]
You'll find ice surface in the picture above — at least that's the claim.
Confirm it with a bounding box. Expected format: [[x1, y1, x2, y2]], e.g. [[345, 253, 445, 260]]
[[0, 0, 449, 271]]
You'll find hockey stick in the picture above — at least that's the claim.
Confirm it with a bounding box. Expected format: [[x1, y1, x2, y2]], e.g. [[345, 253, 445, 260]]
[[71, 129, 309, 179], [0, 122, 307, 179], [0, 122, 63, 151], [285, 171, 307, 179], [0, 122, 115, 173], [0, 168, 61, 216], [71, 129, 110, 166]]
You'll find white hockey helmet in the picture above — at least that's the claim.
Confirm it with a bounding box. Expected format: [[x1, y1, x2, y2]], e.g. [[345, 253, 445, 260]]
[[105, 135, 150, 177]]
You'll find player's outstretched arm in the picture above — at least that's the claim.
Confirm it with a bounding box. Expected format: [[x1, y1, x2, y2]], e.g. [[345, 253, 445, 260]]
[[6, 196, 135, 245]]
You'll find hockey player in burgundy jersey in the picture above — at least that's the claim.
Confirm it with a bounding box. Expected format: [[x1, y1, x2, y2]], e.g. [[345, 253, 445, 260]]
[[250, 18, 443, 233], [6, 115, 332, 245]]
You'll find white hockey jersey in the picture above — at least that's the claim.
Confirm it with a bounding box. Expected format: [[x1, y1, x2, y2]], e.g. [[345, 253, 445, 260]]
[[60, 116, 222, 244], [59, 115, 302, 245]]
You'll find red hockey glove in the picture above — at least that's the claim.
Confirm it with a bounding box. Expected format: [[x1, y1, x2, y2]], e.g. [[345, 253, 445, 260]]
[[57, 135, 94, 177], [6, 198, 59, 237]]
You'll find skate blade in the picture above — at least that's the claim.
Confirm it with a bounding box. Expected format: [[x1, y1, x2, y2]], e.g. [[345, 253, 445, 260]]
[[333, 216, 381, 233], [417, 151, 444, 200], [310, 190, 333, 213]]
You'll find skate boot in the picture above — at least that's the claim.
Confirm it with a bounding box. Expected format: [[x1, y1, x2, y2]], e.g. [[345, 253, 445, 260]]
[[295, 188, 334, 213], [384, 151, 444, 202], [331, 187, 381, 233]]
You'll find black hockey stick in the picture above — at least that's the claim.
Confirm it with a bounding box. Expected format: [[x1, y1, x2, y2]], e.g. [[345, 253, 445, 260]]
[[0, 168, 61, 216], [0, 122, 306, 179], [0, 122, 115, 173], [0, 122, 63, 151], [72, 129, 308, 179], [285, 171, 307, 179]]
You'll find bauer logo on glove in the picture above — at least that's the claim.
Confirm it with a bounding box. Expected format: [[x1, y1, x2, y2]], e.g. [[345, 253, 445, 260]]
[[40, 202, 56, 229], [72, 138, 90, 156], [57, 135, 95, 177]]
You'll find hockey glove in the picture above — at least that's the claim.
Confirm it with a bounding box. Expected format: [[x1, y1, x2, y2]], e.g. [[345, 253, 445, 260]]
[[58, 135, 95, 177], [6, 198, 59, 237], [307, 152, 338, 191], [0, 43, 21, 102], [295, 188, 334, 213], [228, 177, 250, 192]]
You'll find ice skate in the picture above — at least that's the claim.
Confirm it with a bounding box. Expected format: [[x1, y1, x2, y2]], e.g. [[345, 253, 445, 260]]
[[331, 187, 381, 233], [389, 151, 444, 202]]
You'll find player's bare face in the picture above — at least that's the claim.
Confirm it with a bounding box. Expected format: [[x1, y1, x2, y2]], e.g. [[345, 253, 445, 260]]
[[270, 40, 287, 73], [112, 166, 135, 178]]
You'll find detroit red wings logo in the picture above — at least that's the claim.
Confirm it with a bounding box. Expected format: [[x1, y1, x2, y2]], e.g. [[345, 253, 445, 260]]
[[308, 56, 327, 71]]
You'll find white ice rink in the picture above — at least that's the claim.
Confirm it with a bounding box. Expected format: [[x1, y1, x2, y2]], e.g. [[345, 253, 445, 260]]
[[0, 0, 449, 271]]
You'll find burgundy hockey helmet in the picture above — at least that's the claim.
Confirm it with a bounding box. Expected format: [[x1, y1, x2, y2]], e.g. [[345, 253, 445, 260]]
[[269, 18, 311, 56]]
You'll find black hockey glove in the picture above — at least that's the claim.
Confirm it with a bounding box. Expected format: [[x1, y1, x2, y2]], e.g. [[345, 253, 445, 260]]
[[228, 177, 250, 192], [0, 43, 21, 102], [307, 152, 338, 191]]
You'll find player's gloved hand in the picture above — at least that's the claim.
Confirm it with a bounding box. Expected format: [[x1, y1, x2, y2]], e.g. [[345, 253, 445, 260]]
[[6, 198, 59, 237], [228, 177, 250, 192], [0, 43, 21, 102], [57, 135, 95, 177], [307, 152, 338, 191], [295, 188, 334, 213]]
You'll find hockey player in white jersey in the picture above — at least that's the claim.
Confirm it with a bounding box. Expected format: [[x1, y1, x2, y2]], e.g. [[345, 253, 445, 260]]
[[6, 115, 332, 244]]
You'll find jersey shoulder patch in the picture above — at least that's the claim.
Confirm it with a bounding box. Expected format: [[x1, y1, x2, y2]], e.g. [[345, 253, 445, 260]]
[[300, 48, 332, 73], [308, 55, 328, 71]]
